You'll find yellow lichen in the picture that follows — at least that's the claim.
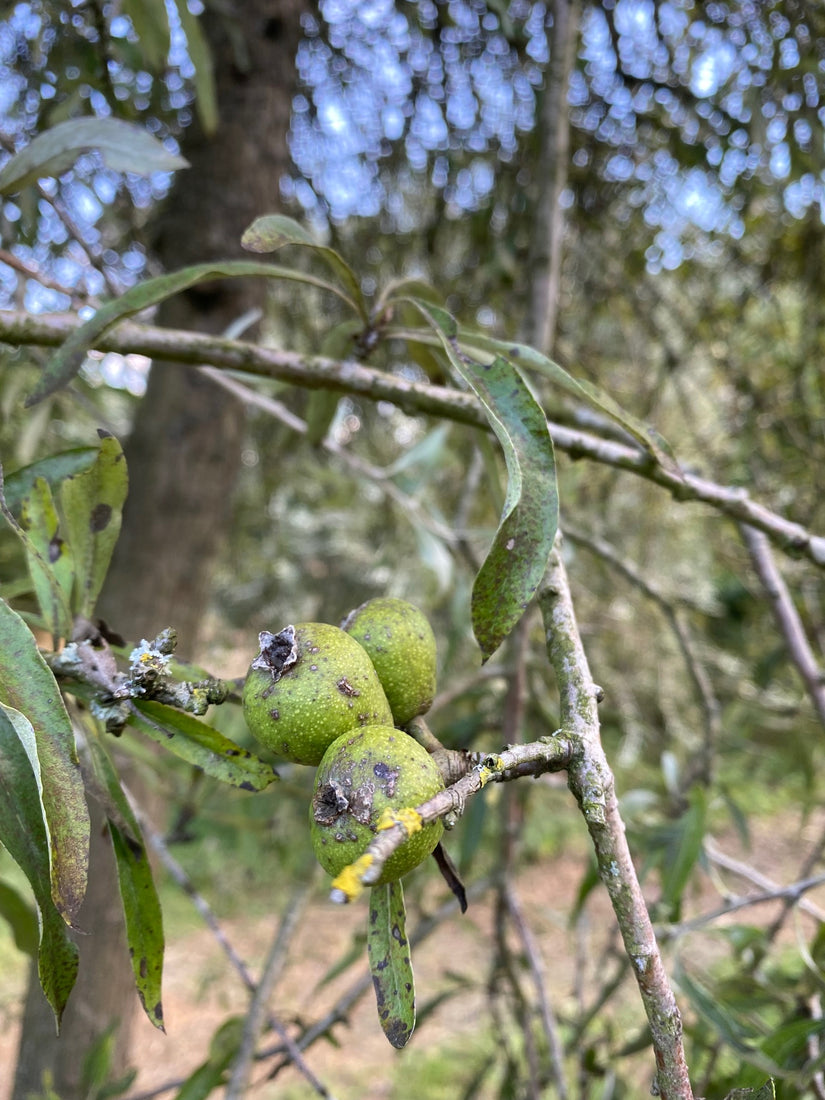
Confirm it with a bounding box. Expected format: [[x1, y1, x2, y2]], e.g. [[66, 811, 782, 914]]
[[377, 806, 423, 836], [331, 852, 375, 902]]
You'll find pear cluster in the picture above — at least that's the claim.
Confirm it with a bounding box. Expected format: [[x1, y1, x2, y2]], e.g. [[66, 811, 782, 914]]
[[242, 598, 443, 882]]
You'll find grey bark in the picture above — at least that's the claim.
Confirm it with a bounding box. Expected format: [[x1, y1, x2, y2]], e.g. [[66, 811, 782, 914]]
[[12, 4, 307, 1097]]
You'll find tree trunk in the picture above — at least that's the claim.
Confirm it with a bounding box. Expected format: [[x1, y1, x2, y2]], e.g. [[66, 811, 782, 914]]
[[525, 0, 581, 356], [12, 4, 307, 1097], [99, 0, 307, 653]]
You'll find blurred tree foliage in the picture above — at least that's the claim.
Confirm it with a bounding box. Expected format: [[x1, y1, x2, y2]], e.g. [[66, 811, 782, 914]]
[[2, 2, 825, 1098]]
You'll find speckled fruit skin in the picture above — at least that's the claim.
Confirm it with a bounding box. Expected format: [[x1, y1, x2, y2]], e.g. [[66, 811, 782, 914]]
[[242, 623, 393, 766], [310, 725, 444, 885], [341, 598, 437, 727]]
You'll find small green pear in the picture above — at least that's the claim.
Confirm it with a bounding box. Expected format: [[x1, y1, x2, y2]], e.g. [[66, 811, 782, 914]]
[[341, 597, 437, 727], [242, 623, 393, 766], [310, 725, 444, 884]]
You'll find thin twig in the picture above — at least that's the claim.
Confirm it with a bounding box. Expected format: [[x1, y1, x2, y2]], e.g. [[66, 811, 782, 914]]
[[505, 881, 569, 1100], [538, 536, 694, 1100], [224, 876, 334, 1100], [328, 735, 574, 902], [0, 248, 95, 305], [661, 867, 825, 937], [199, 364, 462, 548], [4, 310, 825, 570], [740, 522, 825, 728], [135, 815, 331, 1097], [765, 817, 825, 942], [491, 886, 542, 1099], [703, 838, 825, 927]]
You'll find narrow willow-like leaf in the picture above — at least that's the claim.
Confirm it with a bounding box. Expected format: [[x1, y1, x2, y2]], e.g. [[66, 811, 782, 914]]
[[1, 448, 98, 515], [661, 787, 707, 918], [403, 300, 558, 661], [175, 1018, 244, 1100], [0, 707, 79, 1025], [0, 117, 188, 194], [674, 959, 781, 1075], [459, 328, 681, 475], [174, 0, 218, 136], [26, 260, 357, 406], [129, 700, 278, 790], [368, 880, 415, 1049], [0, 468, 73, 640], [61, 433, 128, 618], [0, 598, 89, 921], [241, 214, 367, 321], [86, 729, 165, 1031], [122, 0, 170, 71], [722, 1085, 775, 1100]]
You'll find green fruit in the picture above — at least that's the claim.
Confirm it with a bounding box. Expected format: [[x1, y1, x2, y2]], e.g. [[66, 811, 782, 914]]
[[310, 725, 444, 885], [242, 623, 393, 766], [341, 597, 437, 727]]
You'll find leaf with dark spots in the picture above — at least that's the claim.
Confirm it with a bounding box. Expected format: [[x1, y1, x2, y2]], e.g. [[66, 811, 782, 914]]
[[61, 435, 127, 619], [401, 300, 558, 660], [85, 728, 165, 1031], [129, 700, 278, 790], [392, 923, 407, 945], [89, 502, 112, 532], [368, 881, 416, 1049], [459, 327, 682, 476]]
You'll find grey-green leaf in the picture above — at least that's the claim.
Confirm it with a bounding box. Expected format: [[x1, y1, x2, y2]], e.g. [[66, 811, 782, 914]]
[[122, 0, 171, 71], [26, 260, 356, 406], [241, 214, 367, 320], [174, 1019, 244, 1100], [86, 729, 165, 1031], [368, 880, 416, 1049], [0, 706, 79, 1025], [404, 301, 558, 661], [661, 787, 707, 918], [61, 433, 128, 619], [723, 1085, 775, 1100], [129, 700, 278, 790], [0, 598, 89, 922], [0, 117, 188, 195], [174, 0, 218, 136]]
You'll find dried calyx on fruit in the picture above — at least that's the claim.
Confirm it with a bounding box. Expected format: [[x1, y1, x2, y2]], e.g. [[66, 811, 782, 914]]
[[342, 597, 437, 728], [310, 724, 444, 885], [242, 622, 393, 766]]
